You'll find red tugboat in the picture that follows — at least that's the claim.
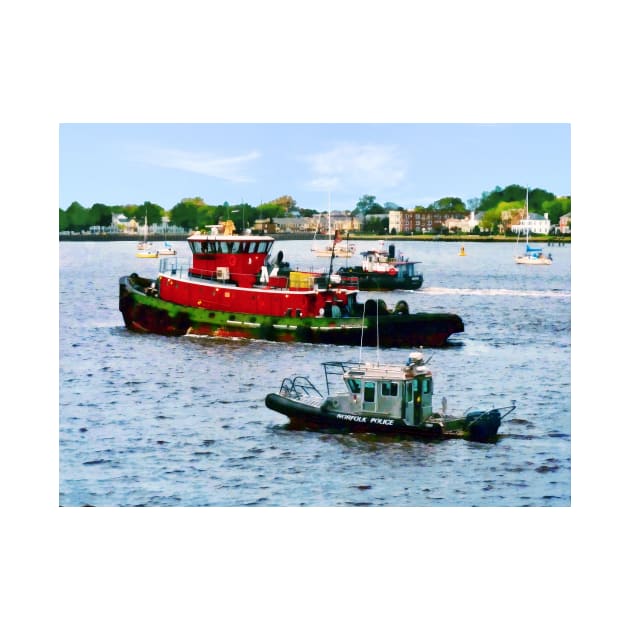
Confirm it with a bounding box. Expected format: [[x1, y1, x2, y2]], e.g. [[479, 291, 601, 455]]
[[119, 230, 464, 347]]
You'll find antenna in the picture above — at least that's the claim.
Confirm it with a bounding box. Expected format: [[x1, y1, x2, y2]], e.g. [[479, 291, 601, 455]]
[[376, 299, 380, 365], [359, 301, 366, 362]]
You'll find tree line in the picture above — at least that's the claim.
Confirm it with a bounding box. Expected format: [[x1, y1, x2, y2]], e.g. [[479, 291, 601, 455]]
[[59, 195, 304, 233], [59, 185, 570, 233]]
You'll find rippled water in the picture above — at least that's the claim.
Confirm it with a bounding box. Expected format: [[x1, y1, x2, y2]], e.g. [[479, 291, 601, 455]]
[[59, 239, 570, 506]]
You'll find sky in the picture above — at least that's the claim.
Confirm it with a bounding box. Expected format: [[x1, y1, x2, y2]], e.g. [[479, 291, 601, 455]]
[[59, 123, 570, 212]]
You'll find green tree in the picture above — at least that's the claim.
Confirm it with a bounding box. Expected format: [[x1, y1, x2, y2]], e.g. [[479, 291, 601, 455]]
[[136, 201, 165, 226], [59, 208, 69, 231], [170, 199, 202, 229], [269, 195, 297, 214], [355, 194, 377, 214], [65, 201, 89, 231], [428, 197, 466, 214], [542, 196, 571, 225], [90, 203, 116, 228], [365, 202, 384, 215], [256, 202, 284, 219], [225, 203, 256, 231], [363, 216, 388, 234], [479, 206, 503, 232]]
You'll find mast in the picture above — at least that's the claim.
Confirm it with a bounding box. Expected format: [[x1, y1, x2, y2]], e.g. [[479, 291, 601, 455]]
[[327, 191, 332, 246], [525, 188, 529, 245]]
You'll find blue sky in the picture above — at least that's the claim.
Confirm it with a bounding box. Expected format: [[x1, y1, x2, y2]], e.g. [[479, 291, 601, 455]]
[[59, 123, 570, 212]]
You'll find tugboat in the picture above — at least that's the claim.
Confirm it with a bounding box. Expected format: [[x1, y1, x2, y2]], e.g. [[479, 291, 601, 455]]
[[265, 351, 515, 442], [334, 242, 423, 291], [119, 228, 464, 347]]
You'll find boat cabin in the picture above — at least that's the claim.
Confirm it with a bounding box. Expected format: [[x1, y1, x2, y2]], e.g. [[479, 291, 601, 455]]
[[325, 352, 434, 426], [355, 244, 419, 280], [187, 234, 275, 288]]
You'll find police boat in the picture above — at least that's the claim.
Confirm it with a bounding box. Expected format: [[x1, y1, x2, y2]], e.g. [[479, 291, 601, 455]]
[[265, 351, 516, 443]]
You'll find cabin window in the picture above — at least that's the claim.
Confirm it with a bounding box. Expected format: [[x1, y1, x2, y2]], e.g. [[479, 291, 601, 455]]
[[247, 241, 258, 253], [364, 382, 375, 403], [219, 242, 229, 253], [422, 379, 431, 394], [347, 379, 361, 394], [381, 382, 399, 397], [257, 241, 270, 253]]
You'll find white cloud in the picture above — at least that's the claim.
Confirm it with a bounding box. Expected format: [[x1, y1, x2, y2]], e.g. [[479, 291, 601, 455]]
[[135, 147, 261, 183], [303, 143, 406, 192]]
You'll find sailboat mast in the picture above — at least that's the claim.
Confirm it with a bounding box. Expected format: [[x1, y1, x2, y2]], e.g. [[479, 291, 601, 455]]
[[327, 191, 332, 243], [525, 188, 529, 244]]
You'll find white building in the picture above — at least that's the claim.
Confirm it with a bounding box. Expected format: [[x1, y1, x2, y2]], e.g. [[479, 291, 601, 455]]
[[512, 212, 551, 235], [444, 210, 479, 233]]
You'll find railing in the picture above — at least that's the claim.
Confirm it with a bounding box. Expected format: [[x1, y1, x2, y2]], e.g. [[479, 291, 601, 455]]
[[279, 376, 323, 400], [159, 257, 189, 278]]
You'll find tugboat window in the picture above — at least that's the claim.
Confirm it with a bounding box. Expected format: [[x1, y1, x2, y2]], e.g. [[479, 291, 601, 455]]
[[364, 382, 375, 402]]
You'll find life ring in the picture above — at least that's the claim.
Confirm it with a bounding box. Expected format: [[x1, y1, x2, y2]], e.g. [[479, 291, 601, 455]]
[[388, 267, 397, 276], [228, 255, 236, 266]]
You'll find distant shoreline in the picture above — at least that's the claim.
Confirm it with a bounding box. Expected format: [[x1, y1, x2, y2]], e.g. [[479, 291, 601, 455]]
[[59, 232, 570, 244]]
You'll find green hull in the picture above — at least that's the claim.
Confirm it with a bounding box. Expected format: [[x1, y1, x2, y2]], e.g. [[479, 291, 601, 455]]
[[119, 274, 464, 347]]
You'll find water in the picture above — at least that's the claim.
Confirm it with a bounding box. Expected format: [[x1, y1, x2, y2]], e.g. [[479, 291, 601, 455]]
[[59, 239, 571, 506]]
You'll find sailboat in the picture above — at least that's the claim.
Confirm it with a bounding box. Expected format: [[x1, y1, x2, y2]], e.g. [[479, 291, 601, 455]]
[[514, 189, 552, 265], [156, 242, 177, 256], [311, 196, 356, 259], [136, 213, 158, 258]]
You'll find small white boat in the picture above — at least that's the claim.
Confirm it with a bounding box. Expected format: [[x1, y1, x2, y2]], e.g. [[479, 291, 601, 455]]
[[156, 242, 177, 256], [514, 189, 553, 265], [311, 198, 356, 259], [312, 240, 356, 259], [136, 212, 158, 258], [515, 245, 552, 265]]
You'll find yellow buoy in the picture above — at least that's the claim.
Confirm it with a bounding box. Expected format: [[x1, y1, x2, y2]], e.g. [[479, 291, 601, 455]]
[[459, 247, 466, 256]]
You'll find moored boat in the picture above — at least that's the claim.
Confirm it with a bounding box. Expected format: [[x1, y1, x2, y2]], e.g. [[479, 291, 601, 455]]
[[135, 249, 159, 259], [514, 189, 553, 265], [119, 230, 464, 347], [334, 241, 423, 291], [265, 351, 516, 442], [515, 245, 552, 265], [136, 212, 158, 258], [156, 242, 177, 256]]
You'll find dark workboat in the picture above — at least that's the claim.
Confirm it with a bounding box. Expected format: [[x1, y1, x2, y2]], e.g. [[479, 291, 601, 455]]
[[118, 229, 463, 347], [334, 242, 423, 291], [265, 351, 516, 442]]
